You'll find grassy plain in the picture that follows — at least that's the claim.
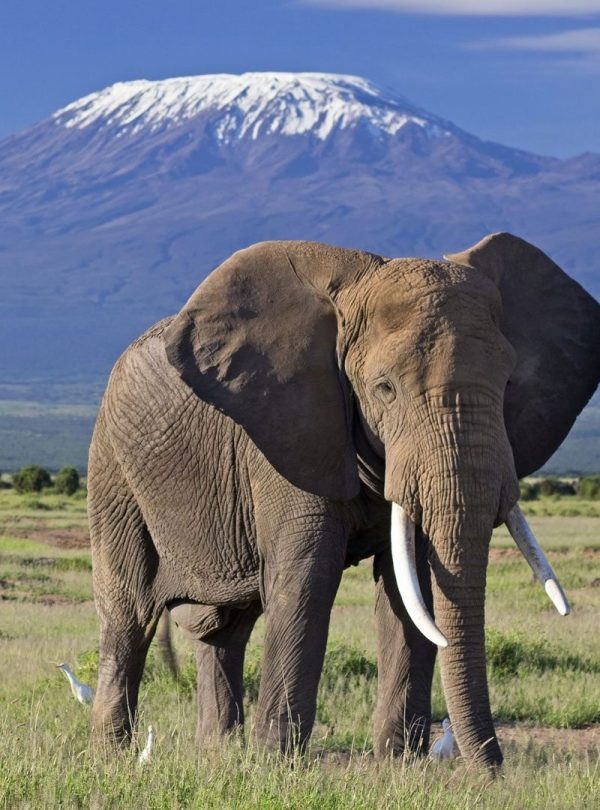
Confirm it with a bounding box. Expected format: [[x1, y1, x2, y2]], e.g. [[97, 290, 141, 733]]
[[0, 489, 598, 809]]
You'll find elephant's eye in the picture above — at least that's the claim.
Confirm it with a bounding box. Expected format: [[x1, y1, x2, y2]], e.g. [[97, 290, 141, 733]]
[[374, 378, 396, 403]]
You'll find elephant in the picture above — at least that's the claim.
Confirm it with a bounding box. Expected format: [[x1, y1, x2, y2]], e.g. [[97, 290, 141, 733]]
[[87, 232, 599, 769]]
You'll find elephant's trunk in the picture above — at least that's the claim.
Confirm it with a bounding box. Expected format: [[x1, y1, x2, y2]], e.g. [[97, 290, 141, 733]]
[[385, 393, 517, 768], [429, 535, 500, 766]]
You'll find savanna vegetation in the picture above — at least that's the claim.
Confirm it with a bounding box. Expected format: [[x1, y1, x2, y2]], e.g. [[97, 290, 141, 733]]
[[0, 483, 598, 809]]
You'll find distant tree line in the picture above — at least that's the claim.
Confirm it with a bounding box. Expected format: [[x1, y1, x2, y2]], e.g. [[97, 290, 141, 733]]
[[520, 476, 600, 501], [1, 465, 600, 501], [4, 464, 81, 495]]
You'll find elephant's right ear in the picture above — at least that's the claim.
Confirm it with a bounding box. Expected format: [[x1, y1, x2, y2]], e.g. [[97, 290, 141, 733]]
[[164, 241, 360, 500], [446, 232, 600, 477]]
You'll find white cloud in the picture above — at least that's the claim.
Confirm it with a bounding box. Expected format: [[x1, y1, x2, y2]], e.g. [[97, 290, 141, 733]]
[[302, 1, 600, 16], [469, 27, 600, 51]]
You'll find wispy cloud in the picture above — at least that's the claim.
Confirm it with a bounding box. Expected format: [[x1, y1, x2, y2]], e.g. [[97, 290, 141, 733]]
[[466, 26, 600, 72], [468, 27, 600, 52], [301, 1, 600, 16]]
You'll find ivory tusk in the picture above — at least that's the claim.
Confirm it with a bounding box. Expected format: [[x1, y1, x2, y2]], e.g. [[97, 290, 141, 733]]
[[505, 504, 570, 616], [391, 503, 449, 648]]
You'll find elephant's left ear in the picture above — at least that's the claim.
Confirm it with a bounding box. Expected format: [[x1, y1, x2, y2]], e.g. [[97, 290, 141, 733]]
[[446, 232, 600, 477]]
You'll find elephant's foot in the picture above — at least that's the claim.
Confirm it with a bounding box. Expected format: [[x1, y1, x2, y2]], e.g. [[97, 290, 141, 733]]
[[252, 714, 311, 760], [90, 710, 134, 755], [373, 712, 432, 760]]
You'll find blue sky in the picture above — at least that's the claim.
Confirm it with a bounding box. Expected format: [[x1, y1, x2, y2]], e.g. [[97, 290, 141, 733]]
[[0, 0, 598, 157]]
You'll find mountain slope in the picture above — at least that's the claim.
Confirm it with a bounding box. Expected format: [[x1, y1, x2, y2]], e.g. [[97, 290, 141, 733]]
[[0, 71, 598, 388]]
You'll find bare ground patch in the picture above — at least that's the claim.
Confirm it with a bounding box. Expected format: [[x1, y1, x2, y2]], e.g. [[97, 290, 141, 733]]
[[8, 526, 90, 549], [497, 722, 599, 755], [489, 547, 600, 562], [316, 723, 599, 764]]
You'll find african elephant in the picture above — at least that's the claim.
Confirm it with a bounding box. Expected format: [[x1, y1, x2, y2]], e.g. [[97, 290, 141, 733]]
[[87, 233, 599, 769]]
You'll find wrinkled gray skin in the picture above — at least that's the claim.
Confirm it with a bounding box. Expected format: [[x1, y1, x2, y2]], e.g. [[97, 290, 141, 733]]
[[88, 233, 599, 768]]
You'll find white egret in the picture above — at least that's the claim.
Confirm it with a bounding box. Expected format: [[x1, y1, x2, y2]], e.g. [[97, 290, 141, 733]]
[[430, 718, 456, 760], [138, 725, 154, 765], [56, 663, 94, 705]]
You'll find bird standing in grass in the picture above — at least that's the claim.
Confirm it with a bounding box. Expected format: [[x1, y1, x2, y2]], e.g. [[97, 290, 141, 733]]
[[430, 718, 456, 760], [138, 725, 154, 765], [56, 663, 94, 705]]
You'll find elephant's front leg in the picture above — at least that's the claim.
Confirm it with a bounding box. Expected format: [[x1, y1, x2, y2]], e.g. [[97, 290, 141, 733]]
[[253, 516, 346, 754], [196, 602, 262, 745], [373, 533, 437, 758]]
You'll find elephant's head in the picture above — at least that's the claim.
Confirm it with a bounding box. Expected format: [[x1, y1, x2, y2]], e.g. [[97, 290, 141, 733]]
[[164, 234, 600, 767]]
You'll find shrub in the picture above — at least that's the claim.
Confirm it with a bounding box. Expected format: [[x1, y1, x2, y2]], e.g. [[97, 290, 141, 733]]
[[519, 482, 538, 501], [537, 477, 575, 497], [54, 466, 80, 495], [485, 629, 598, 680], [21, 498, 52, 510], [12, 465, 52, 494], [577, 475, 600, 500]]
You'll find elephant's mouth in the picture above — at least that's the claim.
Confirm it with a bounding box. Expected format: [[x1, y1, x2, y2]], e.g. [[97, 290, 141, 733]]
[[391, 502, 570, 648]]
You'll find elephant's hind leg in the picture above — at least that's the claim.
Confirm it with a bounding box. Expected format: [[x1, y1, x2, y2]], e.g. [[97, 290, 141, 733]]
[[195, 601, 262, 747], [88, 433, 162, 750]]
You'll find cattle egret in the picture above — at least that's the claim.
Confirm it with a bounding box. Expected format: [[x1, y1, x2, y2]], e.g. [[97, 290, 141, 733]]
[[56, 663, 94, 705], [138, 725, 154, 765], [430, 718, 456, 760]]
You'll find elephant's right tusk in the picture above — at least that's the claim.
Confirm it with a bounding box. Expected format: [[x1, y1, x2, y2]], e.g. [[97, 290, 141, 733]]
[[505, 504, 570, 616], [391, 503, 448, 648]]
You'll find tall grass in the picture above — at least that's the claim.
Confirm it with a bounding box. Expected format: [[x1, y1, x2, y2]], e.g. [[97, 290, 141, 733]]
[[1, 685, 598, 810], [0, 502, 598, 808]]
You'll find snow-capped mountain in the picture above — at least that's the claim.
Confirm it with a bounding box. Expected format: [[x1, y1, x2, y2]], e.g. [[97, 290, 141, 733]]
[[0, 71, 598, 385], [53, 72, 451, 142]]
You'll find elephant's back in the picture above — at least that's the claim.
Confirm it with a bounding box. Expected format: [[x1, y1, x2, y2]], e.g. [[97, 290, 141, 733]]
[[128, 316, 175, 351]]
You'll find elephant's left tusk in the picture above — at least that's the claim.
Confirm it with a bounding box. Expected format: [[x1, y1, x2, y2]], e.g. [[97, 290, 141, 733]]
[[391, 503, 449, 648], [505, 504, 570, 616]]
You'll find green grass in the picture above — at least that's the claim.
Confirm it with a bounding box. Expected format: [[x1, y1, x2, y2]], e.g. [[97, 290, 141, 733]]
[[0, 489, 88, 513], [0, 496, 598, 808], [521, 498, 600, 518], [0, 489, 88, 543]]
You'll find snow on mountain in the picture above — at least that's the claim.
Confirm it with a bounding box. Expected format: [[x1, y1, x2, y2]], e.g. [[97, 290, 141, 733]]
[[52, 72, 452, 142]]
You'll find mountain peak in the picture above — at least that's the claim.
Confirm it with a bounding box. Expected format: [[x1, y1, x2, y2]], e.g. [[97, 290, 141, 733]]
[[51, 71, 453, 142]]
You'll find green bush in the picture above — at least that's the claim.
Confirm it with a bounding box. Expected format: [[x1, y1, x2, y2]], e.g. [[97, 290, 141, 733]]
[[12, 465, 52, 494], [519, 482, 538, 501], [54, 466, 80, 495], [485, 629, 599, 680], [536, 477, 575, 497], [577, 475, 600, 500], [20, 498, 52, 510]]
